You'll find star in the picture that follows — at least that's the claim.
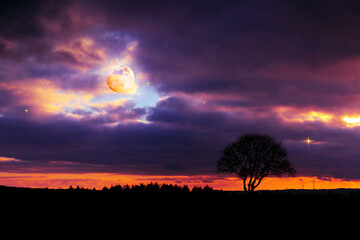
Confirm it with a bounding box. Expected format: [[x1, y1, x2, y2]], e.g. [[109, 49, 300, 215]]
[[24, 108, 28, 113], [306, 136, 311, 150]]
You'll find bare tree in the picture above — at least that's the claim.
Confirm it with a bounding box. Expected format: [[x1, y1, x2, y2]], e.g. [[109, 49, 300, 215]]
[[217, 133, 296, 192]]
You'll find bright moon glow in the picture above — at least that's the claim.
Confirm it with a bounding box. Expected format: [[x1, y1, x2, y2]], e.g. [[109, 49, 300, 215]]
[[106, 65, 137, 93]]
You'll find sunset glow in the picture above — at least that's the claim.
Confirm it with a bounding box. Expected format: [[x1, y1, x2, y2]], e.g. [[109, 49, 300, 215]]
[[1, 172, 359, 191]]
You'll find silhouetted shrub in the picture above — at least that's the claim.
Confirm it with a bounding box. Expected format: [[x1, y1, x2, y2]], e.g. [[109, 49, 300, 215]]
[[109, 185, 122, 192], [93, 182, 216, 193], [64, 182, 215, 194]]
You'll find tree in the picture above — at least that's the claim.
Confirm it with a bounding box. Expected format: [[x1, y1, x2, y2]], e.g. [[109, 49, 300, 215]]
[[217, 133, 296, 192]]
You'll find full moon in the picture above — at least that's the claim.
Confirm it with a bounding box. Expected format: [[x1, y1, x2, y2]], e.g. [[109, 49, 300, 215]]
[[106, 65, 137, 93]]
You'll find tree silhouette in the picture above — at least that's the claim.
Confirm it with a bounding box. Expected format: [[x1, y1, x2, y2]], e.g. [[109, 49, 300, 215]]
[[217, 133, 296, 192]]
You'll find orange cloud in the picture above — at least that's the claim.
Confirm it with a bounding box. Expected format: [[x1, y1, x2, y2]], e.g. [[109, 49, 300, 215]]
[[0, 79, 93, 118], [275, 106, 334, 124], [274, 106, 360, 128], [122, 41, 138, 65], [0, 156, 21, 162], [55, 37, 106, 71], [343, 115, 360, 127], [0, 77, 142, 123]]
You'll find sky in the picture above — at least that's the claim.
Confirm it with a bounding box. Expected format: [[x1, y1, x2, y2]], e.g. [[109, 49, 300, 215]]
[[2, 0, 360, 190]]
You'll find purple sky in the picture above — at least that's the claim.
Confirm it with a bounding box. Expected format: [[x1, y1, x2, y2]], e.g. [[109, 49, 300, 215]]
[[2, 0, 360, 183]]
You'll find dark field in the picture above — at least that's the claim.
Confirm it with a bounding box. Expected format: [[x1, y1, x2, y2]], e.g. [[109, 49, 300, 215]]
[[3, 185, 360, 236], [2, 184, 360, 216]]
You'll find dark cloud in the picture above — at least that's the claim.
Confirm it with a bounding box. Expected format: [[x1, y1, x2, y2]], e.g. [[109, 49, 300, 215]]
[[0, 116, 221, 175], [0, 0, 45, 40], [0, 89, 18, 109], [147, 97, 231, 131]]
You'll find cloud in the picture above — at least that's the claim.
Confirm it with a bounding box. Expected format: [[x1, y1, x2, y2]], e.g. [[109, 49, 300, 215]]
[[147, 96, 231, 131], [54, 37, 106, 71], [0, 156, 21, 162], [0, 79, 92, 118], [0, 115, 216, 175]]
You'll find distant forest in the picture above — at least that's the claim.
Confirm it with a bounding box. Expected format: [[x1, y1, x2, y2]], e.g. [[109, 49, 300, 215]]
[[68, 182, 214, 193]]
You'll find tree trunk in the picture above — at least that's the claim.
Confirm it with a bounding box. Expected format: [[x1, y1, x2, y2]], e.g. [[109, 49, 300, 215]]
[[244, 177, 262, 192], [243, 178, 248, 192]]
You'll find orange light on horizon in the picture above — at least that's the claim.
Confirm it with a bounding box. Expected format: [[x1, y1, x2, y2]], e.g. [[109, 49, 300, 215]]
[[1, 172, 360, 191]]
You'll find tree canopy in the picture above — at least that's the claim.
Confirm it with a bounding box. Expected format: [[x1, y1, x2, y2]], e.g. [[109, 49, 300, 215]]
[[217, 133, 296, 192]]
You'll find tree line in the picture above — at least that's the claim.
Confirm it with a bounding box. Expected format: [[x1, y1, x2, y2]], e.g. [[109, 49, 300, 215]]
[[68, 182, 214, 193]]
